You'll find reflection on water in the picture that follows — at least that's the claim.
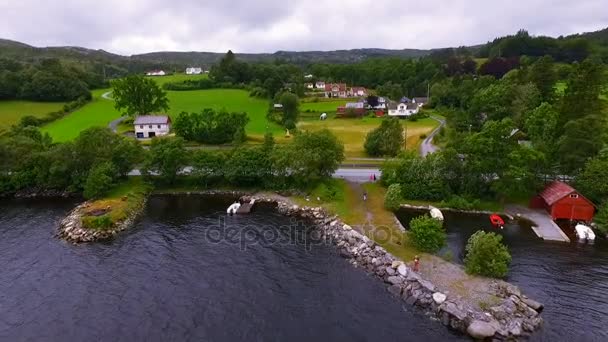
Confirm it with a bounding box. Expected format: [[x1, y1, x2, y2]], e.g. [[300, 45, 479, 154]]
[[396, 208, 608, 341], [0, 197, 466, 342]]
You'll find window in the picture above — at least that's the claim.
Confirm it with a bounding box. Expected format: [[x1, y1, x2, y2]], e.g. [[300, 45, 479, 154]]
[[149, 125, 152, 129], [158, 125, 161, 129], [140, 125, 143, 129], [570, 194, 579, 199]]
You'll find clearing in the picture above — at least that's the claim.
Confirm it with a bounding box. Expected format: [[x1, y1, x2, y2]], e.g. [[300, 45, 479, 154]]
[[298, 116, 440, 158], [0, 100, 65, 133]]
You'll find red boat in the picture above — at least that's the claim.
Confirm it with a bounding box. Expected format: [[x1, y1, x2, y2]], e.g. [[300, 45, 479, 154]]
[[489, 214, 505, 229]]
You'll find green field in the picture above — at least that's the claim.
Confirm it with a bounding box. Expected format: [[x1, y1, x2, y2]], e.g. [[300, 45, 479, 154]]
[[145, 73, 208, 86], [301, 100, 347, 113], [0, 100, 66, 132], [42, 89, 120, 142], [43, 86, 281, 141], [299, 116, 439, 158]]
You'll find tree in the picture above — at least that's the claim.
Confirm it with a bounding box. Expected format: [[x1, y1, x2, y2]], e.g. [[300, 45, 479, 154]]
[[278, 92, 300, 129], [83, 162, 117, 199], [112, 75, 169, 117], [192, 150, 227, 186], [408, 214, 446, 252], [492, 146, 545, 201], [384, 183, 402, 211], [528, 55, 557, 102], [225, 147, 271, 186], [366, 95, 379, 109], [143, 137, 188, 185], [557, 115, 605, 174], [559, 58, 605, 127], [378, 82, 403, 100], [524, 102, 559, 159], [576, 156, 608, 204], [364, 118, 404, 157], [462, 58, 478, 74], [464, 231, 511, 278], [593, 204, 608, 237], [469, 82, 513, 121], [173, 109, 249, 144]]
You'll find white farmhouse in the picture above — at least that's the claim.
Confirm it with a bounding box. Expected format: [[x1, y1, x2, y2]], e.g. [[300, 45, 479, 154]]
[[388, 102, 419, 117], [315, 81, 325, 89], [146, 70, 166, 76], [186, 67, 203, 75], [134, 115, 172, 139]]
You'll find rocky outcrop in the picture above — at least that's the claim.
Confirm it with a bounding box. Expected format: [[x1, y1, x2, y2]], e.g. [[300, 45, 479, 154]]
[[58, 198, 148, 243], [247, 195, 543, 340]]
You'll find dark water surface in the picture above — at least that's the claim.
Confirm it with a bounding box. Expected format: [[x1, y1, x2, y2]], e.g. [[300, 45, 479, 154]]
[[396, 209, 608, 342], [0, 197, 465, 342]]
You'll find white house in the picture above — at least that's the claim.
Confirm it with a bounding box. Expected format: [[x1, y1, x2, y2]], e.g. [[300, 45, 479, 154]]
[[306, 83, 314, 89], [412, 97, 429, 107], [371, 96, 387, 109], [349, 87, 368, 97], [134, 115, 171, 139], [315, 81, 326, 89], [388, 102, 419, 117], [146, 70, 166, 76], [186, 67, 203, 75]]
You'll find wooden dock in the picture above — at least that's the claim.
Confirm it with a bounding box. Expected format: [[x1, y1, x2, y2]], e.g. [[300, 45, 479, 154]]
[[506, 205, 570, 242], [236, 199, 256, 214]]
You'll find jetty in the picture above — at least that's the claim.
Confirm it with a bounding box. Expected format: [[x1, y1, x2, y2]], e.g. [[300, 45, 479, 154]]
[[236, 199, 256, 214], [506, 206, 570, 242]]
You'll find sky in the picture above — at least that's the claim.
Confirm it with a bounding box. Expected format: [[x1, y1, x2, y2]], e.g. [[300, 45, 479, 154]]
[[0, 0, 606, 55]]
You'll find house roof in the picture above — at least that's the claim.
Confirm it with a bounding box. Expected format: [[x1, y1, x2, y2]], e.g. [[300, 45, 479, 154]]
[[539, 181, 583, 206], [406, 103, 418, 110], [345, 102, 365, 108], [325, 83, 347, 91], [413, 97, 428, 103], [400, 97, 411, 103], [388, 102, 418, 110], [134, 115, 170, 125]]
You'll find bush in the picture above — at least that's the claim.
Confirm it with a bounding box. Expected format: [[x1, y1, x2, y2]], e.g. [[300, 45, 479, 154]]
[[364, 118, 404, 157], [81, 215, 113, 230], [316, 181, 343, 201], [439, 195, 481, 210], [384, 183, 402, 211], [464, 231, 511, 278], [408, 214, 446, 252], [593, 203, 608, 236], [83, 162, 117, 199]]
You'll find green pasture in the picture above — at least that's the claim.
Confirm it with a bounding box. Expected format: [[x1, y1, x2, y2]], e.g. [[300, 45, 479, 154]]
[[0, 100, 65, 133]]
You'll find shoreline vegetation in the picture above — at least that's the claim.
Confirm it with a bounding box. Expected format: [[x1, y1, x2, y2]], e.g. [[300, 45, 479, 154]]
[[54, 179, 543, 339]]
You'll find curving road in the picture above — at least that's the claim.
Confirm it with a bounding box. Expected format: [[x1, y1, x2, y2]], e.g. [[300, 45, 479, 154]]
[[101, 91, 128, 133], [419, 116, 446, 157]]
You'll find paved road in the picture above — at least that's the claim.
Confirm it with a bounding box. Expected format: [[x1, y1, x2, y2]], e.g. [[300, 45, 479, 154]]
[[419, 116, 446, 157], [101, 91, 127, 133], [101, 91, 113, 100]]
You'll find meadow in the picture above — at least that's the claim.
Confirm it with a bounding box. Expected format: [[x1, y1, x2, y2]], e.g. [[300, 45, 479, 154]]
[[0, 100, 65, 133], [298, 116, 440, 158]]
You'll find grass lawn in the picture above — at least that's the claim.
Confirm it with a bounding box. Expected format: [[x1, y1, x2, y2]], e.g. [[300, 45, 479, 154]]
[[298, 116, 440, 158], [0, 100, 66, 133], [301, 100, 347, 113], [166, 89, 282, 136], [146, 73, 208, 86], [42, 89, 120, 142]]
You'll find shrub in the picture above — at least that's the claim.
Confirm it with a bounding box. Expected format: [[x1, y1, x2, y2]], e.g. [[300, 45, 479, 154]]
[[408, 214, 446, 252], [439, 195, 481, 210], [83, 162, 117, 199], [464, 231, 511, 278], [364, 118, 404, 157], [593, 203, 608, 236], [384, 183, 402, 211], [316, 181, 343, 201], [81, 215, 113, 230]]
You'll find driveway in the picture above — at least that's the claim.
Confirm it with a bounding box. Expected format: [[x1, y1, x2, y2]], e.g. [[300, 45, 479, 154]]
[[419, 116, 446, 157]]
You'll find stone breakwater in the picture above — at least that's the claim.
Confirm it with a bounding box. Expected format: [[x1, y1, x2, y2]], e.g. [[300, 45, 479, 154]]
[[246, 195, 543, 340], [58, 198, 148, 243]]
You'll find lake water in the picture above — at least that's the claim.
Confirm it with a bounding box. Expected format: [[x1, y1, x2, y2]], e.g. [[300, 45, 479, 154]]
[[396, 208, 608, 342], [0, 197, 465, 342]]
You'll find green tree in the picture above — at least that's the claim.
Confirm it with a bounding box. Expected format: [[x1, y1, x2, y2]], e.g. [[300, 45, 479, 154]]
[[576, 156, 608, 203], [557, 115, 606, 174], [83, 162, 117, 199], [492, 146, 545, 201], [525, 103, 559, 149], [173, 109, 249, 144], [528, 55, 557, 102], [464, 231, 511, 278], [112, 75, 169, 117], [593, 204, 608, 236], [559, 58, 605, 128], [278, 92, 300, 129], [378, 82, 403, 101], [469, 82, 513, 121], [192, 150, 227, 186], [384, 183, 402, 211], [143, 137, 188, 185], [364, 118, 404, 157], [225, 147, 271, 186], [408, 214, 446, 252]]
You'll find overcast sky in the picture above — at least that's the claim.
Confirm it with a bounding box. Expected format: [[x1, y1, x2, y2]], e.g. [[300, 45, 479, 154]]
[[0, 0, 606, 55]]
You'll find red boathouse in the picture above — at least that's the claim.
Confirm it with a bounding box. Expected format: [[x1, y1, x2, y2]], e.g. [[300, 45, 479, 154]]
[[531, 181, 595, 221]]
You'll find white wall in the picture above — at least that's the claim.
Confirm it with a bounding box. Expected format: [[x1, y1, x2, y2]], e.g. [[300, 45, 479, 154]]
[[135, 123, 171, 138]]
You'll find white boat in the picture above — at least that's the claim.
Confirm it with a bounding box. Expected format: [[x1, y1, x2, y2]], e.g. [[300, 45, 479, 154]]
[[429, 207, 444, 221], [227, 202, 241, 215], [575, 224, 595, 242]]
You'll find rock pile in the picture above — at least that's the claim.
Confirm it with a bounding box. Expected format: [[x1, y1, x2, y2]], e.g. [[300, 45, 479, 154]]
[[58, 199, 148, 243], [249, 196, 543, 340]]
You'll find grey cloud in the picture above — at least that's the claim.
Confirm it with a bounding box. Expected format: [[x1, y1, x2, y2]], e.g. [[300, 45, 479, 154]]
[[0, 0, 606, 55]]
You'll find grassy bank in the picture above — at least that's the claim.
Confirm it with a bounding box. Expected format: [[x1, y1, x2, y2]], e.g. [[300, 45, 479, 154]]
[[0, 100, 66, 132], [80, 178, 152, 230]]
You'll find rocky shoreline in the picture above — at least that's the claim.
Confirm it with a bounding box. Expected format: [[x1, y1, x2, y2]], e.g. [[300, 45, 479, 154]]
[[58, 197, 148, 243], [246, 195, 543, 340]]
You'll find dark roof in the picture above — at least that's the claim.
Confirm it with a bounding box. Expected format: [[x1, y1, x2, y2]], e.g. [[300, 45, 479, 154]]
[[539, 181, 587, 206], [413, 97, 428, 103], [406, 103, 418, 110], [134, 115, 170, 125]]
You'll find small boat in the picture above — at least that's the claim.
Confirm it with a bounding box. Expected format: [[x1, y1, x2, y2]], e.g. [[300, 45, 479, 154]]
[[227, 202, 241, 215], [429, 207, 444, 221], [575, 224, 595, 242], [490, 214, 505, 229]]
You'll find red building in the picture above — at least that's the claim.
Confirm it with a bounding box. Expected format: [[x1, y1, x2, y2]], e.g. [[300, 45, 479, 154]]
[[531, 181, 595, 221]]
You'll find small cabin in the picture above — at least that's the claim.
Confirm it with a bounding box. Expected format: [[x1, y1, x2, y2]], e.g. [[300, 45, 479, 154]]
[[531, 181, 595, 221]]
